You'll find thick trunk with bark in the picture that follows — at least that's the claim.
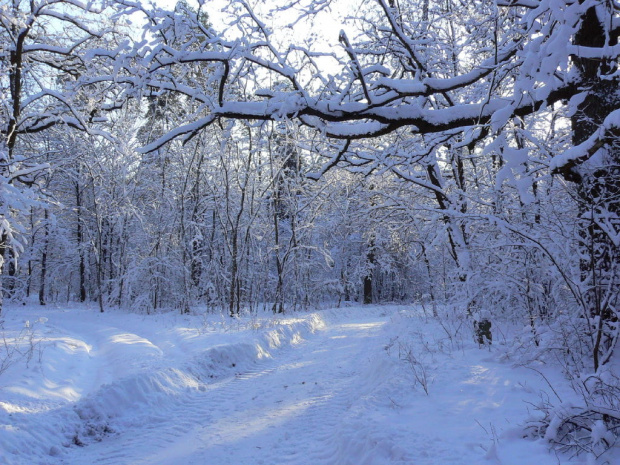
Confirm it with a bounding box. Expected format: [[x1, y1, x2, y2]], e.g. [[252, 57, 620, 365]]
[[569, 5, 620, 371]]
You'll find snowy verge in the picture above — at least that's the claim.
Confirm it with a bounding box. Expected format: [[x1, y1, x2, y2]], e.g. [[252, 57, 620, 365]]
[[314, 308, 582, 465]]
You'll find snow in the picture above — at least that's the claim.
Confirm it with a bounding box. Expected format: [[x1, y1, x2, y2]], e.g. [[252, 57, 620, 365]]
[[0, 303, 608, 465], [550, 108, 620, 173]]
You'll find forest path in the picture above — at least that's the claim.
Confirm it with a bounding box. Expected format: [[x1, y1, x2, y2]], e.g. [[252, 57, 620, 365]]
[[53, 308, 562, 465], [61, 314, 398, 465]]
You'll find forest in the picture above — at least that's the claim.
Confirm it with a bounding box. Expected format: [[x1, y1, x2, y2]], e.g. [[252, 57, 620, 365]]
[[1, 0, 620, 461]]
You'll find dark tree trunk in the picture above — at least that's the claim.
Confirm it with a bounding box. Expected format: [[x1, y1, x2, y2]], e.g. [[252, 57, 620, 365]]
[[39, 210, 49, 306], [0, 233, 8, 313], [191, 238, 202, 288], [5, 248, 16, 299], [272, 211, 285, 314], [76, 176, 87, 303], [567, 5, 620, 371], [363, 244, 374, 305], [229, 238, 239, 317]]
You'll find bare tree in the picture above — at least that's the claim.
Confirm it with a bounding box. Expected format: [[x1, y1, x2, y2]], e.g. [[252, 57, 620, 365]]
[[104, 0, 619, 369], [0, 0, 131, 312]]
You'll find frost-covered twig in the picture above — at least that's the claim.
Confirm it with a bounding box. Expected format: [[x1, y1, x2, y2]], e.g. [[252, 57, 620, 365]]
[[398, 341, 431, 395], [0, 319, 44, 378]]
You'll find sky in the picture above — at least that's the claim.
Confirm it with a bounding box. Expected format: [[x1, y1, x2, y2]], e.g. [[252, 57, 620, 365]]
[[142, 0, 357, 88], [155, 0, 353, 62]]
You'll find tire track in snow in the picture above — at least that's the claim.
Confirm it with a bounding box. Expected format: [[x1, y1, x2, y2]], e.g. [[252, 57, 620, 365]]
[[75, 354, 289, 465], [60, 316, 396, 465], [57, 323, 319, 464]]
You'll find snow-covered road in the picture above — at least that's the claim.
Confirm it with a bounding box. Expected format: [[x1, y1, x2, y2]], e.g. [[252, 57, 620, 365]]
[[1, 305, 585, 465], [62, 317, 396, 465]]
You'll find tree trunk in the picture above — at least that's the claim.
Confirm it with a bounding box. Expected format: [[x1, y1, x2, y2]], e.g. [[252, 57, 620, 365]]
[[272, 210, 284, 314], [363, 242, 374, 305], [76, 174, 87, 303], [0, 233, 7, 314], [568, 5, 620, 371], [229, 233, 239, 317], [39, 209, 49, 306]]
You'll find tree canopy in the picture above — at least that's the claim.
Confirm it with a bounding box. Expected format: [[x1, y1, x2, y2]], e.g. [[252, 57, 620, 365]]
[[2, 0, 620, 456]]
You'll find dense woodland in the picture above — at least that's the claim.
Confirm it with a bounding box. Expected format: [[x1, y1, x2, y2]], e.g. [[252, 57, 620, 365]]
[[2, 0, 620, 457]]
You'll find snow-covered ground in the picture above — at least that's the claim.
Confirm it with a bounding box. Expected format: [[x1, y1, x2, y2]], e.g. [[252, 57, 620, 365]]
[[0, 303, 607, 464]]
